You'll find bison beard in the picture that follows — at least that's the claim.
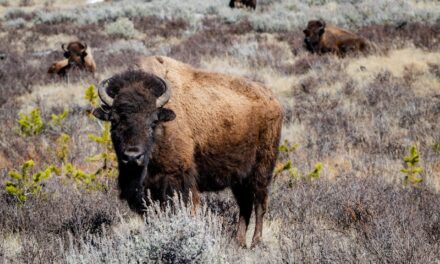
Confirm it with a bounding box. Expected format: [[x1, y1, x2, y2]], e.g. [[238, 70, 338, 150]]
[[93, 57, 283, 248]]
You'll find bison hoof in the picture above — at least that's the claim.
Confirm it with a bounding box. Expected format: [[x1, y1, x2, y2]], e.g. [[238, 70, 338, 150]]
[[250, 236, 261, 249], [236, 234, 247, 248]]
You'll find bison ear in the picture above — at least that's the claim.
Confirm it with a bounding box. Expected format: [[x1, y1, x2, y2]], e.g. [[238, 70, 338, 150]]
[[157, 108, 176, 122], [303, 29, 309, 35], [92, 108, 111, 121]]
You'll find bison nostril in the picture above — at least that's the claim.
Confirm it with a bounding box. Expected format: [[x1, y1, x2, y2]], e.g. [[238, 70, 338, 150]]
[[122, 147, 145, 165]]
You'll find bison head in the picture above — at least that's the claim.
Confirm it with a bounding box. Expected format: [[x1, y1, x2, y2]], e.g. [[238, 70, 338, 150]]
[[62, 41, 88, 67], [92, 71, 175, 212], [303, 20, 326, 53]]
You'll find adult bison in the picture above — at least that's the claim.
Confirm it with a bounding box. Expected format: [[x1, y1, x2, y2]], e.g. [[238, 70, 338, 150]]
[[47, 59, 69, 76], [62, 41, 96, 73], [92, 56, 283, 247], [229, 0, 257, 10], [303, 20, 368, 56]]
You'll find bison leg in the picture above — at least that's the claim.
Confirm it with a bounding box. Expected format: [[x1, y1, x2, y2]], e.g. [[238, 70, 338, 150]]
[[190, 187, 200, 215], [232, 186, 254, 247], [251, 187, 268, 248]]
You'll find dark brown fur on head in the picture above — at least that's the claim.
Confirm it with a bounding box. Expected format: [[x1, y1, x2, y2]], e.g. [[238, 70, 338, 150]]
[[303, 20, 326, 53], [93, 71, 175, 213]]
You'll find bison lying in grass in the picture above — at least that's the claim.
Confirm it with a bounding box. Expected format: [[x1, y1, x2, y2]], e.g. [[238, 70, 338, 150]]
[[62, 41, 96, 73], [229, 0, 257, 10], [92, 56, 283, 247], [303, 20, 369, 56]]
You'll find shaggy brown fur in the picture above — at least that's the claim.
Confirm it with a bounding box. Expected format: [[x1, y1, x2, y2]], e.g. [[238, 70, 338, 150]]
[[62, 41, 96, 73], [93, 56, 283, 248], [229, 0, 256, 10], [303, 20, 369, 56], [47, 59, 69, 76]]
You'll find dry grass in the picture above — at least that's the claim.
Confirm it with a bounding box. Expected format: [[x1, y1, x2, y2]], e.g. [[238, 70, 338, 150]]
[[0, 0, 439, 263]]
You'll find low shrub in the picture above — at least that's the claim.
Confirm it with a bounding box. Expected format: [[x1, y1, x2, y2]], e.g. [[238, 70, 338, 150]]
[[105, 17, 138, 39]]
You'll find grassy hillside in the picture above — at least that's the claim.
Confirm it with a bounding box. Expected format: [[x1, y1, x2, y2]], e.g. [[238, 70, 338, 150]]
[[0, 0, 439, 263]]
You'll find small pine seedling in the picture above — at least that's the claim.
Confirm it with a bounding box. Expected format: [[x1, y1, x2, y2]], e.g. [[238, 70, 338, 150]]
[[278, 139, 299, 155], [401, 145, 424, 186], [87, 122, 118, 179], [50, 108, 68, 127], [5, 160, 59, 204], [433, 142, 440, 154], [17, 108, 44, 136], [85, 85, 98, 107], [307, 162, 323, 181], [274, 160, 300, 179], [56, 133, 71, 164]]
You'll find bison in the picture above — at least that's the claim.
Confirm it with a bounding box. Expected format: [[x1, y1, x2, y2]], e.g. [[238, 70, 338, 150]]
[[47, 59, 69, 76], [92, 56, 283, 247], [229, 0, 257, 10], [62, 41, 96, 73], [303, 20, 368, 56]]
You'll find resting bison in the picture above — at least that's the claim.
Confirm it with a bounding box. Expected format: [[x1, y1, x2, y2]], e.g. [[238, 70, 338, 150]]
[[47, 59, 69, 76], [62, 41, 96, 73], [303, 20, 368, 56], [93, 56, 283, 247], [229, 0, 256, 9]]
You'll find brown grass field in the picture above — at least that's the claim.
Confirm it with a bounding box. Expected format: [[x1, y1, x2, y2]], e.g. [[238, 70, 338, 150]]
[[0, 0, 439, 263]]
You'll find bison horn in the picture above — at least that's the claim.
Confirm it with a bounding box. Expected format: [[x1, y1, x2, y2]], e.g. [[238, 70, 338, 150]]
[[82, 43, 88, 51], [61, 44, 67, 51], [156, 78, 171, 108], [97, 79, 114, 107]]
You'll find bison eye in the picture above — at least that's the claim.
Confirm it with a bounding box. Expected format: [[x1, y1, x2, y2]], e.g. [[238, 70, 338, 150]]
[[110, 113, 119, 124]]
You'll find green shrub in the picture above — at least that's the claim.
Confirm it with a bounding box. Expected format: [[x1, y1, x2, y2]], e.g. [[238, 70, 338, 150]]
[[56, 133, 71, 164], [18, 108, 68, 136], [18, 108, 44, 136], [275, 140, 322, 184], [84, 85, 98, 108], [307, 162, 323, 181], [50, 108, 68, 127], [105, 17, 138, 39], [87, 123, 118, 179], [63, 163, 102, 191], [433, 142, 440, 154], [401, 145, 424, 186], [53, 132, 105, 191], [5, 160, 59, 204]]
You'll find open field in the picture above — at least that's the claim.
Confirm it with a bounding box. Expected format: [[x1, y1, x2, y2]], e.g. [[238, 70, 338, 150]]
[[0, 0, 439, 263]]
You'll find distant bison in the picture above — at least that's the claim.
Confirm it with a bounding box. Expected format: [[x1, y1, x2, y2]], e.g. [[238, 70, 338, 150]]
[[303, 20, 368, 56], [62, 41, 96, 73], [229, 0, 257, 9], [47, 59, 69, 76], [93, 56, 283, 247]]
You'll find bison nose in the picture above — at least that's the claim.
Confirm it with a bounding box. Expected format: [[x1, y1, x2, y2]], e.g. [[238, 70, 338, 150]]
[[122, 147, 145, 166]]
